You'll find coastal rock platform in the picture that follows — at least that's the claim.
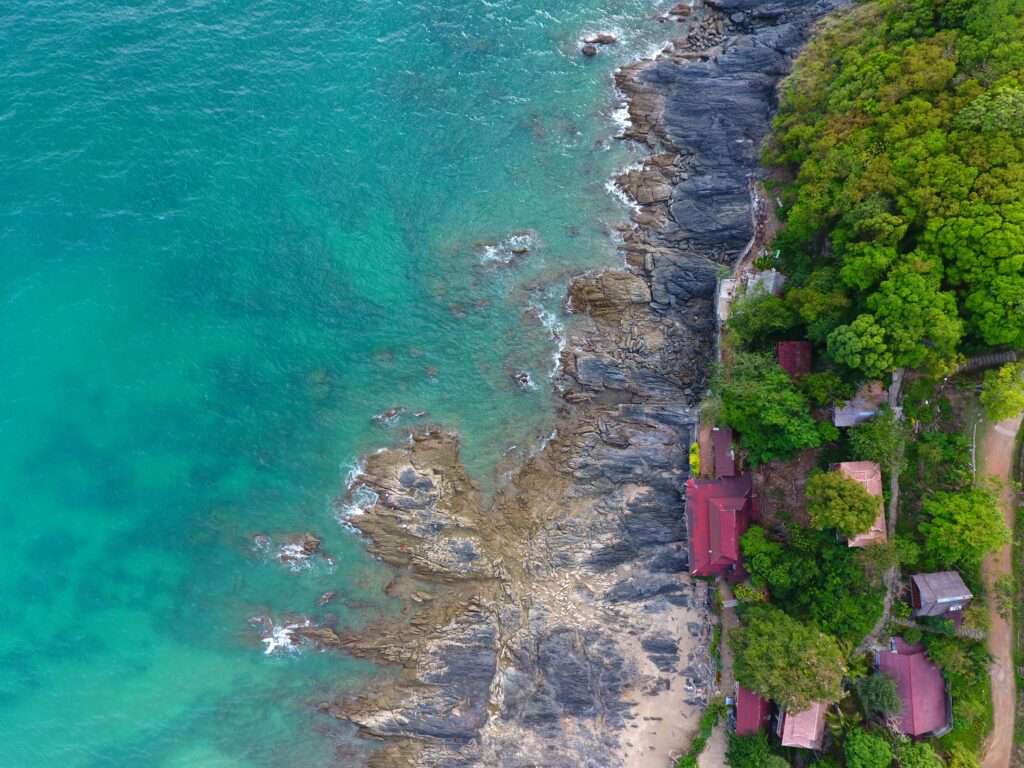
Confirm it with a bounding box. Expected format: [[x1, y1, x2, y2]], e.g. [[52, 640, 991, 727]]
[[331, 0, 844, 764]]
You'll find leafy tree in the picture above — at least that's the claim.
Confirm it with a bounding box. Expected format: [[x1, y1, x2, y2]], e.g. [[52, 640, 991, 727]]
[[856, 673, 901, 715], [714, 352, 823, 464], [948, 744, 981, 768], [867, 263, 964, 373], [728, 291, 799, 350], [765, 0, 1024, 368], [800, 370, 857, 407], [742, 525, 884, 639], [730, 604, 846, 712], [920, 486, 1011, 569], [724, 731, 788, 768], [956, 85, 1024, 135], [980, 361, 1024, 420], [827, 314, 894, 379], [849, 405, 908, 473], [844, 728, 894, 768], [806, 471, 883, 538], [858, 537, 921, 586], [894, 740, 944, 768]]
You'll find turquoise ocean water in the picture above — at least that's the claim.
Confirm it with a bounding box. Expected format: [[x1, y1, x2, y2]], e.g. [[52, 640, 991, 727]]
[[0, 1, 669, 765]]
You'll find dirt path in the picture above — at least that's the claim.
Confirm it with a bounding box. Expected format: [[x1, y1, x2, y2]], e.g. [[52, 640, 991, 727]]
[[978, 413, 1022, 768], [698, 584, 739, 768]]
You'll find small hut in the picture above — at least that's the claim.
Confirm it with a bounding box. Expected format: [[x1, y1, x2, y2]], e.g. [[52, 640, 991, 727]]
[[910, 572, 973, 618]]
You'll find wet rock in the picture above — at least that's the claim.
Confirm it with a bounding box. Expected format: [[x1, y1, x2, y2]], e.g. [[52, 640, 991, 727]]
[[372, 406, 405, 424], [511, 370, 535, 390], [581, 44, 598, 57], [581, 32, 618, 45], [317, 590, 339, 606]]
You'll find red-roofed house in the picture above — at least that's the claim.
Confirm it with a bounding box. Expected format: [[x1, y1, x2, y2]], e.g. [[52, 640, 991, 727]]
[[776, 341, 812, 379], [685, 473, 753, 577], [877, 638, 951, 738], [834, 461, 887, 548], [777, 701, 827, 750], [712, 427, 736, 477], [735, 685, 771, 735]]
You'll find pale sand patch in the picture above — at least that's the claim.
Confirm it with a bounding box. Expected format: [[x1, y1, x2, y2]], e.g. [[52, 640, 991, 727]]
[[618, 595, 711, 768]]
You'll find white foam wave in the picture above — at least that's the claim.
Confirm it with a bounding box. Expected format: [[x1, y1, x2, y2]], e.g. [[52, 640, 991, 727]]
[[476, 231, 538, 265], [528, 300, 567, 378], [262, 619, 310, 655]]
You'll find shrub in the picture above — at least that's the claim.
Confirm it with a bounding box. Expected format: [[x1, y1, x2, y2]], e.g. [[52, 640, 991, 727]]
[[730, 604, 846, 711], [856, 674, 901, 716], [725, 731, 787, 768], [920, 486, 1011, 569], [901, 626, 923, 645], [844, 728, 894, 768], [806, 471, 884, 538], [980, 361, 1024, 421], [689, 441, 701, 477], [715, 352, 823, 465], [894, 740, 944, 767]]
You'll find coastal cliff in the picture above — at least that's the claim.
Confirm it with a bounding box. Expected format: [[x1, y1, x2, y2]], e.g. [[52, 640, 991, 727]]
[[331, 0, 845, 764]]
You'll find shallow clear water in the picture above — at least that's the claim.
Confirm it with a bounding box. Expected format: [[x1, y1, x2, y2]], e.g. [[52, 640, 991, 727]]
[[0, 1, 671, 765]]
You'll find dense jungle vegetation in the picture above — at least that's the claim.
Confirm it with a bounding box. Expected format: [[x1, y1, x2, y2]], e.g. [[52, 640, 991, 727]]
[[764, 0, 1024, 377]]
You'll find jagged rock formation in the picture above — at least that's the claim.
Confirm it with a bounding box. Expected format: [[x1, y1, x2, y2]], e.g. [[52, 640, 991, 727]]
[[329, 0, 845, 764]]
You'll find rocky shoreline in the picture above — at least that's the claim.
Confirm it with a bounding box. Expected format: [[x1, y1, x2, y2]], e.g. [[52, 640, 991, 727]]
[[327, 0, 845, 764]]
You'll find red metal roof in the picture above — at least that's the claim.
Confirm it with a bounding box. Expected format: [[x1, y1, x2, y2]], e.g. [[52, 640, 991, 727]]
[[878, 642, 949, 737], [685, 474, 752, 577], [776, 341, 812, 379], [736, 685, 771, 735], [712, 427, 736, 477]]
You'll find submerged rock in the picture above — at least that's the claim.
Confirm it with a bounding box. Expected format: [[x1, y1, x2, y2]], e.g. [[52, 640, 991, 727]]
[[371, 406, 405, 425]]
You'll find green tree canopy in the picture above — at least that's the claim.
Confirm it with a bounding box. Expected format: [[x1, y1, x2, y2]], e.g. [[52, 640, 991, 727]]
[[724, 732, 788, 768], [894, 740, 944, 768], [767, 0, 1024, 365], [920, 486, 1011, 568], [827, 314, 894, 379], [856, 673, 902, 715], [806, 471, 884, 538], [714, 352, 823, 465], [849, 405, 908, 472], [727, 290, 799, 350], [844, 728, 894, 768], [980, 360, 1024, 420], [741, 525, 884, 639], [730, 604, 847, 711]]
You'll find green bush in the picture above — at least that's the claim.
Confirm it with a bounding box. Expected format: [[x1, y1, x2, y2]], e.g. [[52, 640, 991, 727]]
[[730, 604, 846, 711], [725, 731, 788, 768], [714, 353, 823, 465], [894, 739, 944, 767], [856, 673, 902, 715], [806, 470, 885, 538], [901, 625, 923, 645], [844, 728, 894, 768]]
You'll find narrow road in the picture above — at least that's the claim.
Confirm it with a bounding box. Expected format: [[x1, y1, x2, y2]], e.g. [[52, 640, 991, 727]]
[[978, 413, 1022, 768]]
